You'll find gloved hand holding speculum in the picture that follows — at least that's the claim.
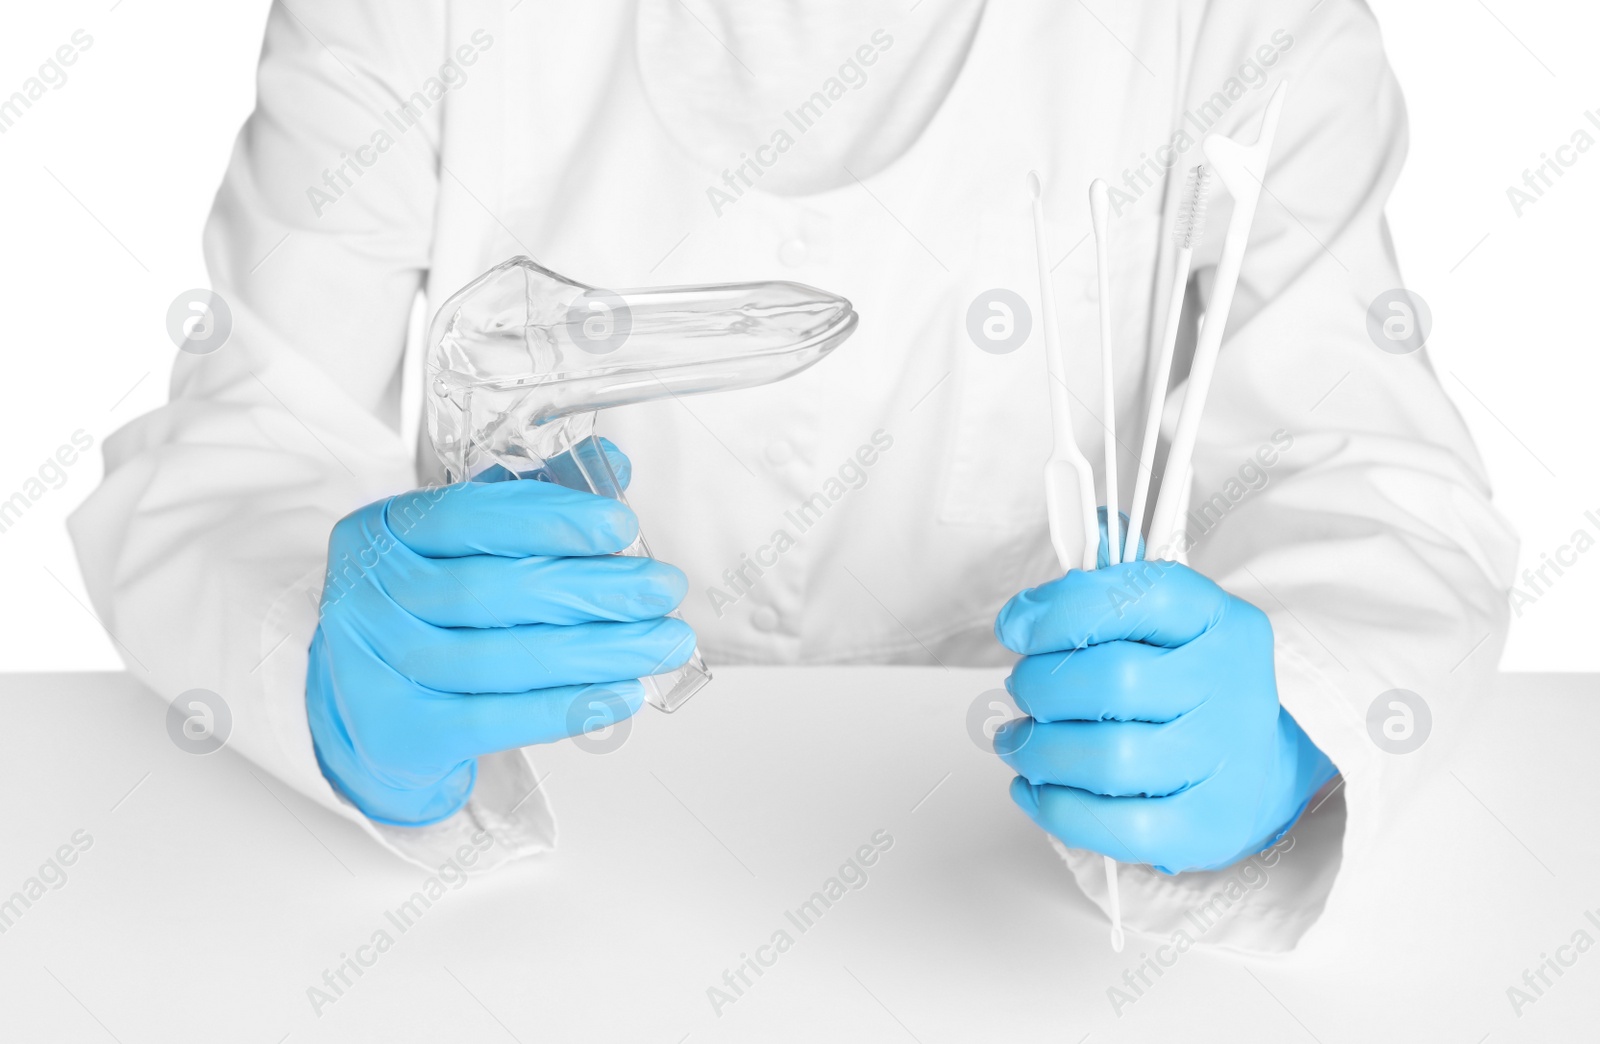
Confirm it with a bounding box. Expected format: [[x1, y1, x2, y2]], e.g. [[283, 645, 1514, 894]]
[[309, 258, 859, 825], [307, 445, 694, 826]]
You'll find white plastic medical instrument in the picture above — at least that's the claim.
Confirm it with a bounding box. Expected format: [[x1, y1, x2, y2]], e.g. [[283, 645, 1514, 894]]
[[426, 257, 858, 712], [1028, 171, 1125, 953], [1126, 164, 1210, 560], [1089, 180, 1121, 568], [1146, 81, 1289, 555], [1027, 172, 1099, 574]]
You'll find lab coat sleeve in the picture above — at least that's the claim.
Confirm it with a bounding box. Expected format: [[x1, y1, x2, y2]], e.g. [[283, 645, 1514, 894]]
[[67, 0, 557, 870], [1050, 0, 1518, 951]]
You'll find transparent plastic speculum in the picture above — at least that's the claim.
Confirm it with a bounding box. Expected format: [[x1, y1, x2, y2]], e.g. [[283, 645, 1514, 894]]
[[426, 257, 858, 711]]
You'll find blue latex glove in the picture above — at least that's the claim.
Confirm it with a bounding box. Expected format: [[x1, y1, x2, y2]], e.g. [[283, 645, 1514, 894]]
[[306, 442, 695, 826], [993, 551, 1338, 874]]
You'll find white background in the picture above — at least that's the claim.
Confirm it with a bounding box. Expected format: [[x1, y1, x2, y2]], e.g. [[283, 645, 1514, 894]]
[[0, 0, 1594, 671]]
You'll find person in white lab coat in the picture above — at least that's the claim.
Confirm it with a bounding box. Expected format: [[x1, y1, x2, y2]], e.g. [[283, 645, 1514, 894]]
[[70, 0, 1516, 952]]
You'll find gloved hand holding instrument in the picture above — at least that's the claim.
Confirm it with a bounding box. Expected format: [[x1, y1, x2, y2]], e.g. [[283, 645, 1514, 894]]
[[309, 259, 857, 823], [1009, 82, 1336, 944], [307, 445, 693, 825], [994, 558, 1339, 875]]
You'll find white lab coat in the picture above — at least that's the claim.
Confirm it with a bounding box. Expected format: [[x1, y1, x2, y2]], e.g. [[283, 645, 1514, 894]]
[[69, 0, 1517, 952]]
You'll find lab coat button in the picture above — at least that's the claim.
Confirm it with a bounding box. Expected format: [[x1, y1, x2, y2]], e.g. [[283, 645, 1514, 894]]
[[778, 238, 808, 267], [751, 606, 781, 632]]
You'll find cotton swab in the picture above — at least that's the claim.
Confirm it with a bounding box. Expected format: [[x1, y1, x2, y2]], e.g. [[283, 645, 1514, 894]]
[[1029, 171, 1125, 953], [1027, 172, 1099, 574], [1126, 165, 1211, 559], [1146, 81, 1289, 556], [1089, 181, 1121, 568]]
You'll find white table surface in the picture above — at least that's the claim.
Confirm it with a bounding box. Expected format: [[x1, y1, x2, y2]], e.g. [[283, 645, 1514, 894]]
[[1, 667, 1595, 1043]]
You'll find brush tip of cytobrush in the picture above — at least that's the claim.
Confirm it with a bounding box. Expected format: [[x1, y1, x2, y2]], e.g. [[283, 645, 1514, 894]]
[[1174, 164, 1212, 249]]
